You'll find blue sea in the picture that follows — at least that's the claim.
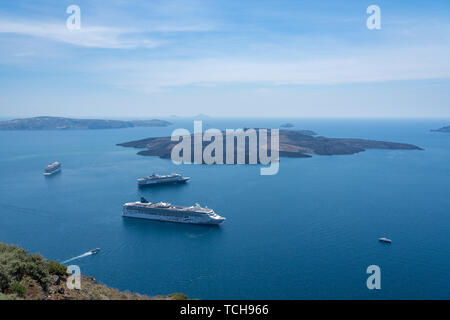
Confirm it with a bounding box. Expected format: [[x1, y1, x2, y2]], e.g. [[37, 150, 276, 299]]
[[0, 118, 449, 299]]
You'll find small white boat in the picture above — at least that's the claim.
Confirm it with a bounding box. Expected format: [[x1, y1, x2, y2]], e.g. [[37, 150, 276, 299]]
[[44, 162, 61, 176], [90, 248, 101, 254], [379, 237, 392, 244]]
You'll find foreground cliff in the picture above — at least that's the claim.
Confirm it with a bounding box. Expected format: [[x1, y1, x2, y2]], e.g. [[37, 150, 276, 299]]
[[0, 242, 186, 300]]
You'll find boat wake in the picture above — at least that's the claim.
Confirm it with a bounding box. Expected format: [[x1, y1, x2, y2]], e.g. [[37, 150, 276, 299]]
[[61, 251, 94, 264]]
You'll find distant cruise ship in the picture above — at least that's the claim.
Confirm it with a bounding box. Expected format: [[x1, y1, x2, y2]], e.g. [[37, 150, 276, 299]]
[[137, 173, 190, 187], [122, 197, 226, 225], [43, 162, 61, 176]]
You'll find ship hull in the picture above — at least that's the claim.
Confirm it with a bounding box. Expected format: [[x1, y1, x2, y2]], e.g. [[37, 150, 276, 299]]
[[43, 168, 61, 176], [138, 178, 189, 187], [122, 208, 224, 225]]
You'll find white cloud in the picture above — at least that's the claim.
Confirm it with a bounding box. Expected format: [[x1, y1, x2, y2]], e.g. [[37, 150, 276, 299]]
[[13, 51, 35, 57], [95, 44, 450, 92], [0, 19, 164, 49]]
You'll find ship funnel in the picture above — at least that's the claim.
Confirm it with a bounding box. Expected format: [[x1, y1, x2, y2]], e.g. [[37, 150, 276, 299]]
[[140, 197, 149, 203]]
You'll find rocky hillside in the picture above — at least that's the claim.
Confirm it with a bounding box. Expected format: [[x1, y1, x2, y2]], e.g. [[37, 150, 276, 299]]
[[0, 242, 186, 300]]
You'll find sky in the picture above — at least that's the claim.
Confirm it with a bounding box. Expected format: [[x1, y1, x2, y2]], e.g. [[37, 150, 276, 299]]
[[0, 0, 450, 118]]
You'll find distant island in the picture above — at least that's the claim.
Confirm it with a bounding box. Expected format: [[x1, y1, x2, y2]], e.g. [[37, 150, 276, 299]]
[[280, 123, 294, 128], [118, 129, 422, 162], [0, 116, 172, 130], [0, 242, 186, 300], [431, 126, 450, 132]]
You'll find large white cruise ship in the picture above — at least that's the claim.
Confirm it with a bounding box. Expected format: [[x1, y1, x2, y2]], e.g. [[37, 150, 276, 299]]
[[137, 173, 190, 187], [122, 197, 226, 225]]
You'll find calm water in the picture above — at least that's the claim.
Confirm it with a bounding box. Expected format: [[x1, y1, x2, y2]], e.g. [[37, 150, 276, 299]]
[[0, 119, 449, 299]]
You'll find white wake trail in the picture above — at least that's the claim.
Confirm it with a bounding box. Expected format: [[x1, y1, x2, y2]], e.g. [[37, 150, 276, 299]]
[[62, 251, 93, 264]]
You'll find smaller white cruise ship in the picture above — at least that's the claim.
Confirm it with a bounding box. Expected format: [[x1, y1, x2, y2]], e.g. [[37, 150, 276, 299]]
[[123, 197, 226, 225], [43, 162, 61, 176], [137, 173, 190, 187]]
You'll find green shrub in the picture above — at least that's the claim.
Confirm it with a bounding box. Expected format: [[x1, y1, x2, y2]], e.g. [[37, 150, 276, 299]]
[[22, 254, 49, 290], [0, 243, 49, 293], [0, 293, 19, 300], [0, 267, 12, 292], [168, 292, 188, 300], [10, 282, 27, 297], [48, 260, 67, 277]]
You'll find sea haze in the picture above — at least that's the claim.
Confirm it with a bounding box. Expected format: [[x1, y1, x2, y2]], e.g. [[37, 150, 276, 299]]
[[0, 118, 449, 299]]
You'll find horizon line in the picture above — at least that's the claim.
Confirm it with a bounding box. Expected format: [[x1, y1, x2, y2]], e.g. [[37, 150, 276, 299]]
[[1, 115, 450, 121]]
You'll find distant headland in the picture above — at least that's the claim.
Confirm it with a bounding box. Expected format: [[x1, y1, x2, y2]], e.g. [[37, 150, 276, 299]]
[[0, 116, 172, 130], [118, 129, 422, 162], [431, 126, 450, 132], [280, 122, 295, 128]]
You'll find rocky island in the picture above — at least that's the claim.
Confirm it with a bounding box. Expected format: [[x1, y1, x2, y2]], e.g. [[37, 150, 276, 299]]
[[280, 122, 295, 128], [0, 116, 172, 130], [117, 129, 422, 162], [431, 126, 450, 132]]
